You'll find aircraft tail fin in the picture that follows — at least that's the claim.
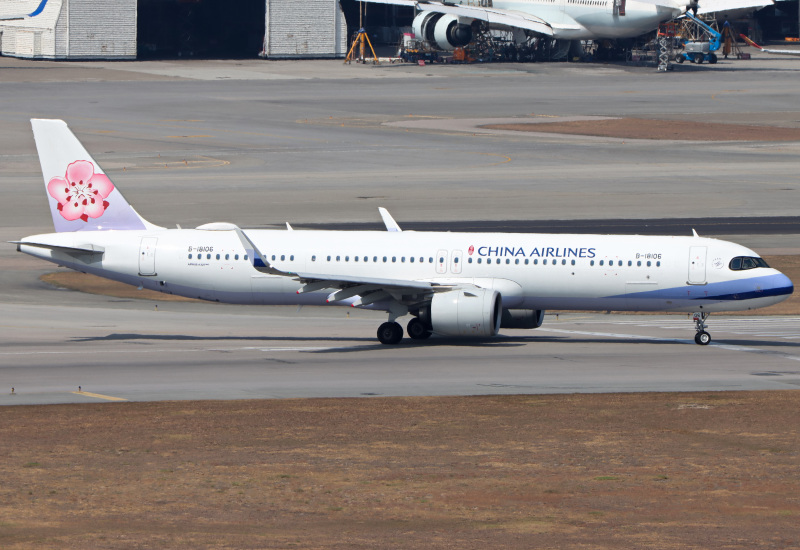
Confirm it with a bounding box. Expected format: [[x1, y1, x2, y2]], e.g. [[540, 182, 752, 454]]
[[31, 119, 157, 232]]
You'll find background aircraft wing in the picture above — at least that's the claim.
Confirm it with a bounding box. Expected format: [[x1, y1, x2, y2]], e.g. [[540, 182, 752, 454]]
[[696, 0, 773, 14], [740, 34, 800, 56], [362, 0, 555, 36]]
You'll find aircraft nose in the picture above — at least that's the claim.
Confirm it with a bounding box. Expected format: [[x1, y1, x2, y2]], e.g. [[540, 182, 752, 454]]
[[774, 273, 794, 296]]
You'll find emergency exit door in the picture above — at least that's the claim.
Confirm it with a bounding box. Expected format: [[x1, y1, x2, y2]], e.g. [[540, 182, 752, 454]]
[[139, 237, 157, 276], [688, 246, 706, 284]]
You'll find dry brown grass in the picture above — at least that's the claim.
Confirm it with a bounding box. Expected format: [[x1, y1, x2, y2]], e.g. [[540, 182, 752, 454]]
[[483, 118, 800, 141], [1, 392, 799, 548]]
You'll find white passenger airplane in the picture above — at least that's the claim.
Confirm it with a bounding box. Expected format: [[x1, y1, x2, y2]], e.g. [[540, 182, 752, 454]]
[[363, 0, 687, 50], [361, 0, 773, 51], [15, 120, 794, 345]]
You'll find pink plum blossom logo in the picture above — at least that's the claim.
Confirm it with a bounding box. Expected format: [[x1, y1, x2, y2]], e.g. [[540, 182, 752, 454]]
[[47, 160, 114, 222]]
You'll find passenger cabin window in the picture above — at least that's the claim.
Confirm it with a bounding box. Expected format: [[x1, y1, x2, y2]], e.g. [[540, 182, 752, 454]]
[[729, 256, 769, 270]]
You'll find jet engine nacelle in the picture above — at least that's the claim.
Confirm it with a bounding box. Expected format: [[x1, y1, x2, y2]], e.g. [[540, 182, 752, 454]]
[[501, 308, 545, 330], [424, 288, 502, 337], [412, 12, 473, 51]]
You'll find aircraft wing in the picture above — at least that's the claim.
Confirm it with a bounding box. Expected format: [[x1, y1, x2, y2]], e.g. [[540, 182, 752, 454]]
[[361, 0, 555, 36], [234, 226, 454, 306], [697, 0, 773, 14], [740, 34, 800, 56]]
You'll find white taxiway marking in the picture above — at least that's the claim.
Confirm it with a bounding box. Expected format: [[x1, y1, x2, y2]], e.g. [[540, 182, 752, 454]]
[[0, 346, 343, 356], [538, 327, 800, 363]]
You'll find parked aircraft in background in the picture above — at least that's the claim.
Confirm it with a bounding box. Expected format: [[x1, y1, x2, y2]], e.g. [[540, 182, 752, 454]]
[[15, 120, 793, 345], [0, 0, 49, 21], [360, 0, 775, 51]]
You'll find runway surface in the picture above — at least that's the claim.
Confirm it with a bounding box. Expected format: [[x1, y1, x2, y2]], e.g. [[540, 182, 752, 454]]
[[1, 55, 798, 404], [1, 301, 800, 405]]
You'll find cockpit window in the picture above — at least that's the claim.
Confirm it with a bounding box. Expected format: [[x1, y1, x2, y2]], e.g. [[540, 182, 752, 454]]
[[729, 256, 769, 271]]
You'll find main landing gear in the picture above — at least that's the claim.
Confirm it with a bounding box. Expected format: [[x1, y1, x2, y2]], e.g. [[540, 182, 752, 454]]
[[693, 312, 711, 345], [377, 321, 403, 345], [376, 318, 432, 345]]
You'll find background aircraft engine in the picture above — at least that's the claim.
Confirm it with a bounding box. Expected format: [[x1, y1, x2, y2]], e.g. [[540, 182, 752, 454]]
[[412, 12, 472, 51], [425, 288, 502, 337], [501, 308, 545, 329]]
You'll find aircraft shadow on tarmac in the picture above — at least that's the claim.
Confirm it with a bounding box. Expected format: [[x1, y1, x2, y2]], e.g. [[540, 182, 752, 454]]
[[67, 333, 800, 351]]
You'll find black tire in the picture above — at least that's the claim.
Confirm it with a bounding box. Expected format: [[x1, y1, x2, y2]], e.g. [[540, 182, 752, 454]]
[[694, 331, 711, 346], [377, 322, 403, 345], [407, 318, 432, 340], [693, 53, 704, 64], [708, 53, 717, 64], [675, 55, 684, 64]]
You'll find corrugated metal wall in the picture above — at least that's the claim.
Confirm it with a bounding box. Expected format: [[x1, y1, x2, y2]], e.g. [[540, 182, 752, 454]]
[[264, 0, 347, 58], [67, 0, 136, 58]]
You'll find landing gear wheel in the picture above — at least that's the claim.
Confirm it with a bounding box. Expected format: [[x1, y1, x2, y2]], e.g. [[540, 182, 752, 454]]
[[407, 318, 432, 340], [695, 331, 711, 345], [377, 322, 404, 345], [692, 312, 711, 345], [693, 53, 704, 64]]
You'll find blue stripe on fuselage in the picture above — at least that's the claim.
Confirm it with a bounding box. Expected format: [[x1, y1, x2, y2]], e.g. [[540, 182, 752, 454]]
[[611, 273, 794, 303]]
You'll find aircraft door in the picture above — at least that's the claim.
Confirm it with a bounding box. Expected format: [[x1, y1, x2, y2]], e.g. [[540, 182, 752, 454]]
[[436, 249, 448, 274], [138, 237, 157, 276], [451, 250, 463, 274], [688, 246, 707, 284]]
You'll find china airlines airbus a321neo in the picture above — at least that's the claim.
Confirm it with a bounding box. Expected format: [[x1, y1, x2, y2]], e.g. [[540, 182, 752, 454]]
[[15, 120, 794, 345]]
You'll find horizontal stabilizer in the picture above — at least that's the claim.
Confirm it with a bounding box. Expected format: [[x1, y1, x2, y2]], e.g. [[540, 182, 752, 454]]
[[12, 240, 105, 257]]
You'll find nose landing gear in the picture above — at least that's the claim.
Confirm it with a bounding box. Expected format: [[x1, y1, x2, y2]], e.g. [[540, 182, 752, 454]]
[[693, 312, 711, 345]]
